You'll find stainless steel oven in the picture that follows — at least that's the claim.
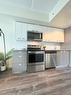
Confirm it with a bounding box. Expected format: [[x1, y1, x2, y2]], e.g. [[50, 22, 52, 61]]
[[28, 51, 44, 64], [27, 45, 45, 72]]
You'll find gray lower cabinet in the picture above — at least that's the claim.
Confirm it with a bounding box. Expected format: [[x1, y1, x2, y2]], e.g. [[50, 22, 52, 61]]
[[56, 51, 69, 68], [12, 50, 27, 73]]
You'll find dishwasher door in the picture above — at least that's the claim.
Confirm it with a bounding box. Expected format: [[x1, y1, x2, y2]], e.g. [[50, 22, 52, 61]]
[[45, 52, 57, 69]]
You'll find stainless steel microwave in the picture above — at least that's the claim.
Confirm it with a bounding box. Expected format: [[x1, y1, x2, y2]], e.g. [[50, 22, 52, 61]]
[[27, 31, 42, 41]]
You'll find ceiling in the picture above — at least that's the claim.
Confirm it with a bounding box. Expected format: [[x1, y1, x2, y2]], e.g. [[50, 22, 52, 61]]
[[0, 0, 71, 29], [48, 0, 71, 29], [0, 0, 58, 14]]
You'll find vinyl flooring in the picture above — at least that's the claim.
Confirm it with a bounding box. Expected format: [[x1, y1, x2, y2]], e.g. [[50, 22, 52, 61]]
[[0, 68, 71, 95]]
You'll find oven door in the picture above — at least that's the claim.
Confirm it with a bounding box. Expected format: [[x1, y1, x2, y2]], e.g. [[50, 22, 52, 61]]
[[28, 51, 44, 64]]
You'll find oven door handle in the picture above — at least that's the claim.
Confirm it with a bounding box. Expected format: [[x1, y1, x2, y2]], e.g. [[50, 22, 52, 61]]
[[28, 51, 45, 54]]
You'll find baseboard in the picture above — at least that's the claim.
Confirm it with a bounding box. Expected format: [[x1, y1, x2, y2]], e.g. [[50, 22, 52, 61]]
[[56, 65, 68, 69]]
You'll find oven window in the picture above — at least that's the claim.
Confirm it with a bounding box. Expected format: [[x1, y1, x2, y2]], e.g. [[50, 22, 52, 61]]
[[28, 53, 44, 63]]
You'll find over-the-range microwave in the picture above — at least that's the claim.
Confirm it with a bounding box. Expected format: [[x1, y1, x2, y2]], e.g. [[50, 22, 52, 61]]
[[27, 31, 42, 41]]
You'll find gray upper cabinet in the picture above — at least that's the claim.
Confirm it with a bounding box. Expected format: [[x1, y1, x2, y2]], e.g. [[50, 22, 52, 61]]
[[15, 22, 27, 41]]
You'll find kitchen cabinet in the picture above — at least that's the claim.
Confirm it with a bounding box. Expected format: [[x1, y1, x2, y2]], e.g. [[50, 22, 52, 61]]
[[56, 50, 69, 68], [12, 50, 27, 73], [43, 28, 64, 42], [15, 22, 64, 43], [15, 22, 27, 41]]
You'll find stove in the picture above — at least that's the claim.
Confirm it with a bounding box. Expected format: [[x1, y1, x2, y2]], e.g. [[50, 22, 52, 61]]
[[27, 45, 45, 72]]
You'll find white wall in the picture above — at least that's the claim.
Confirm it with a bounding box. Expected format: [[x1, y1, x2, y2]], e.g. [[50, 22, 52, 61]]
[[0, 15, 28, 53], [0, 15, 62, 69], [0, 15, 15, 52], [0, 15, 28, 68], [61, 27, 71, 50], [64, 27, 71, 43]]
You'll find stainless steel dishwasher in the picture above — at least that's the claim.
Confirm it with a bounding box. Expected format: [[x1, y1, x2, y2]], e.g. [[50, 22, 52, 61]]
[[45, 51, 57, 69]]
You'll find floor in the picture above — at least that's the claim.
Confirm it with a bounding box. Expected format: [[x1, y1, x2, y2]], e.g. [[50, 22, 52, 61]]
[[0, 68, 71, 95]]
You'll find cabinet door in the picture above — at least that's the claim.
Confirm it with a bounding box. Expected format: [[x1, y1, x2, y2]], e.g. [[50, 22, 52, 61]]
[[15, 22, 27, 41], [43, 29, 64, 42], [15, 22, 23, 40], [57, 29, 64, 42], [22, 23, 27, 40], [12, 50, 27, 73], [56, 51, 69, 67]]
